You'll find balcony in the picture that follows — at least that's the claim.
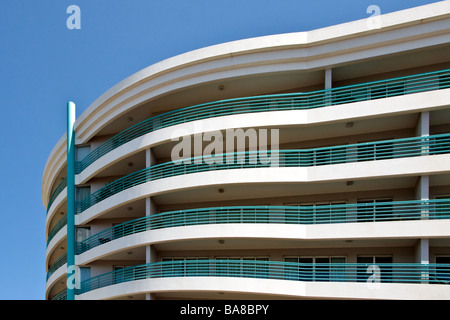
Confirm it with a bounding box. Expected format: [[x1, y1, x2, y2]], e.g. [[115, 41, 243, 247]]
[[74, 133, 450, 215], [75, 260, 450, 297], [46, 177, 67, 213], [75, 199, 450, 255], [45, 69, 450, 213], [47, 215, 67, 246], [51, 290, 67, 301], [46, 253, 67, 281], [74, 68, 450, 175]]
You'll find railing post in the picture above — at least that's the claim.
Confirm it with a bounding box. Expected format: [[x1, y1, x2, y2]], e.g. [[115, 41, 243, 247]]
[[66, 101, 76, 300], [416, 112, 430, 222]]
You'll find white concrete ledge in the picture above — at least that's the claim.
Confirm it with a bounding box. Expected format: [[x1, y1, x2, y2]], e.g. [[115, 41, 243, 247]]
[[75, 89, 450, 185], [76, 220, 450, 266], [76, 276, 450, 300], [46, 225, 67, 267], [45, 187, 67, 232], [75, 154, 450, 225], [45, 265, 66, 299]]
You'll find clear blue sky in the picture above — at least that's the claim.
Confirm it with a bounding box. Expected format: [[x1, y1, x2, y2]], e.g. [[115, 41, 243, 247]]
[[0, 0, 441, 300]]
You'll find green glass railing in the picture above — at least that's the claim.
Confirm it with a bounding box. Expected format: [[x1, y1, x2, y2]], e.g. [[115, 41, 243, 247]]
[[47, 215, 67, 246], [75, 68, 450, 174], [76, 260, 450, 295], [46, 177, 67, 212], [75, 133, 450, 214], [75, 199, 450, 255], [47, 253, 67, 281]]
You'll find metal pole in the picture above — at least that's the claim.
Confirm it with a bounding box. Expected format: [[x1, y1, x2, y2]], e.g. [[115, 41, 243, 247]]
[[66, 101, 76, 300]]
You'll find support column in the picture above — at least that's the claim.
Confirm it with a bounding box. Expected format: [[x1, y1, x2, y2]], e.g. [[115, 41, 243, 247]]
[[415, 238, 430, 284], [415, 175, 430, 283], [415, 175, 430, 266], [415, 111, 430, 281], [146, 148, 157, 300], [325, 68, 333, 89], [416, 111, 430, 137], [325, 68, 332, 106], [415, 239, 430, 264], [417, 111, 430, 156], [66, 101, 76, 300], [146, 148, 156, 168], [415, 176, 430, 283], [415, 111, 430, 220], [416, 176, 430, 201]]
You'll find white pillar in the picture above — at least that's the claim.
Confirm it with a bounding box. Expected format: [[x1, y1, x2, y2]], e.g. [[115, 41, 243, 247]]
[[415, 112, 430, 267], [325, 68, 333, 89], [145, 197, 157, 300], [416, 176, 430, 268], [415, 238, 430, 284], [145, 148, 157, 300], [415, 239, 430, 264], [415, 121, 429, 282], [415, 176, 429, 201], [415, 174, 430, 268], [416, 111, 429, 137], [146, 148, 156, 168], [417, 111, 430, 156], [325, 68, 332, 106], [415, 112, 430, 284]]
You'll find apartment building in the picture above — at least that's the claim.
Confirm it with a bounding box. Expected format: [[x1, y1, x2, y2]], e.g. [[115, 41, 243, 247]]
[[44, 2, 450, 300]]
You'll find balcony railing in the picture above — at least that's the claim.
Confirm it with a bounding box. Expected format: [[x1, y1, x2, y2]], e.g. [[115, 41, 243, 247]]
[[74, 68, 450, 175], [75, 199, 450, 255], [47, 215, 67, 246], [46, 253, 67, 281], [51, 290, 67, 301], [75, 133, 450, 214], [76, 260, 450, 295], [46, 177, 67, 212]]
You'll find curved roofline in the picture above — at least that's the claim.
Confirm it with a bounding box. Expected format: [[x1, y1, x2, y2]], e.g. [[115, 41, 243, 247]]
[[42, 1, 450, 206], [75, 1, 450, 134]]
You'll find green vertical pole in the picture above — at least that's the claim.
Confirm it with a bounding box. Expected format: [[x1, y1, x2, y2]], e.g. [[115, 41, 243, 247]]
[[66, 101, 76, 300]]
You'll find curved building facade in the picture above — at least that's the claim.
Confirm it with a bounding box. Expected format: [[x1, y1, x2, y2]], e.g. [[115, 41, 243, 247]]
[[44, 2, 450, 300]]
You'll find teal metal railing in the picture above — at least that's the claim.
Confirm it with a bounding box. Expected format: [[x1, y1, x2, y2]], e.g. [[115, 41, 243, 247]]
[[46, 177, 67, 212], [75, 68, 450, 174], [47, 215, 67, 246], [75, 199, 450, 255], [75, 133, 450, 214], [47, 253, 67, 281], [47, 69, 450, 213], [76, 260, 450, 295], [52, 290, 67, 301]]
